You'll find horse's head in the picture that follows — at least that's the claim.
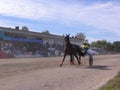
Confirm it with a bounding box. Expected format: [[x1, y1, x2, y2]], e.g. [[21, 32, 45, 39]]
[[64, 34, 70, 43]]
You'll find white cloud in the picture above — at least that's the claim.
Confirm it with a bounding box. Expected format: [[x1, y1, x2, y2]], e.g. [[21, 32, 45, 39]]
[[0, 0, 120, 37], [80, 2, 120, 36], [87, 37, 99, 43], [0, 0, 57, 20]]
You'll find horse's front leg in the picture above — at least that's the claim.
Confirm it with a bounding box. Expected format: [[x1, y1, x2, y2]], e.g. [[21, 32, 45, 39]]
[[60, 52, 66, 67], [70, 54, 75, 65]]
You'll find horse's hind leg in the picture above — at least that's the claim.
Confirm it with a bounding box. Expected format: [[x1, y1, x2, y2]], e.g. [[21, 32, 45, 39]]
[[78, 55, 81, 65]]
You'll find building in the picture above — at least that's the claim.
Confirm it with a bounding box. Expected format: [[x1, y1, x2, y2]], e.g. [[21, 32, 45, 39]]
[[0, 26, 83, 46]]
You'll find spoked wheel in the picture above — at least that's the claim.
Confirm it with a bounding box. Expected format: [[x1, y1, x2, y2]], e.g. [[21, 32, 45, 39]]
[[89, 56, 93, 66]]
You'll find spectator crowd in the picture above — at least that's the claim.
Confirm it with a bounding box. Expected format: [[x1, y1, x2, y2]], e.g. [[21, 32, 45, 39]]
[[0, 39, 63, 58]]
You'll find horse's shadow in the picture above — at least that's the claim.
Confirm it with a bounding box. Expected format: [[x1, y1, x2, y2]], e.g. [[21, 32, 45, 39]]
[[85, 65, 111, 70]]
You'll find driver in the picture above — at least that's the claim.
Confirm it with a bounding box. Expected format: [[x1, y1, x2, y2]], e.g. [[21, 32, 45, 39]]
[[81, 42, 90, 55]]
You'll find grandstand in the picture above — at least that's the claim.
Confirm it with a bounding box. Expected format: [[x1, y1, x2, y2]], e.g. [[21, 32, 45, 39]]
[[0, 26, 83, 58]]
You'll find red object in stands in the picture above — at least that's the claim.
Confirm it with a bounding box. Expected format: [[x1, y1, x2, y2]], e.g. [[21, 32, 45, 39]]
[[0, 51, 9, 58]]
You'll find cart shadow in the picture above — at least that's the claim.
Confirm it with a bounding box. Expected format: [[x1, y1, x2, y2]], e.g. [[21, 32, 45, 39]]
[[85, 65, 112, 70]]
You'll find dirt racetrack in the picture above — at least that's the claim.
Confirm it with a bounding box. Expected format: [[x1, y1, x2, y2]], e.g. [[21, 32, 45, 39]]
[[0, 54, 120, 90]]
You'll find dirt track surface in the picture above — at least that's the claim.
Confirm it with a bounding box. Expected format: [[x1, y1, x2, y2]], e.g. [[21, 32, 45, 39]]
[[0, 54, 120, 90]]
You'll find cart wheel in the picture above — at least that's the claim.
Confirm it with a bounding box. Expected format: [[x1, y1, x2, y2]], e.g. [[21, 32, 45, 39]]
[[89, 56, 93, 66]]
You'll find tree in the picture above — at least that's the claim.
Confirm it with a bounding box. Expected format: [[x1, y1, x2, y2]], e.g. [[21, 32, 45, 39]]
[[106, 42, 114, 51], [91, 40, 114, 52], [41, 30, 50, 34], [21, 26, 29, 31], [75, 32, 86, 42], [91, 40, 106, 48], [113, 41, 120, 52]]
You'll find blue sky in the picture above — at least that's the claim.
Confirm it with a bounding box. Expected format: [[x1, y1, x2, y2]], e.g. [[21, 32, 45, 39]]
[[0, 0, 120, 43]]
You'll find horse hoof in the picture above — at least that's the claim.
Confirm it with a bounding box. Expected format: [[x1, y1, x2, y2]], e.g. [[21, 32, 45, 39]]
[[78, 62, 81, 65], [60, 64, 62, 67], [70, 62, 75, 65]]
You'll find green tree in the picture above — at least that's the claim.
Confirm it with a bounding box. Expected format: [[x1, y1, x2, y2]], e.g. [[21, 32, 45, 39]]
[[91, 40, 107, 48], [91, 40, 114, 52], [106, 42, 114, 51], [113, 41, 120, 52]]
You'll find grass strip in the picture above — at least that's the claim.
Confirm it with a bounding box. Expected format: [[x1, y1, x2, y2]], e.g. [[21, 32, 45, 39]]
[[99, 72, 120, 90]]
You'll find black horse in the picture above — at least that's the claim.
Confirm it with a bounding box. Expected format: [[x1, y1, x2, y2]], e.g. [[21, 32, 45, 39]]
[[60, 34, 84, 67]]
